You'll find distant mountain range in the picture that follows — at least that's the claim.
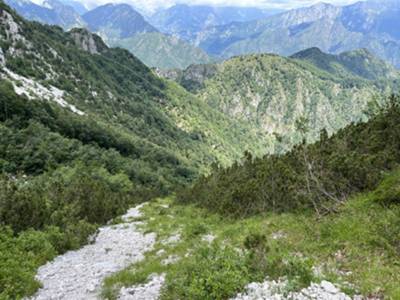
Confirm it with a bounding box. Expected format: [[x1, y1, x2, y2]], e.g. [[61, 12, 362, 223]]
[[194, 0, 400, 68], [149, 4, 283, 42], [4, 0, 213, 69], [4, 0, 400, 69], [82, 3, 157, 38], [5, 0, 84, 29]]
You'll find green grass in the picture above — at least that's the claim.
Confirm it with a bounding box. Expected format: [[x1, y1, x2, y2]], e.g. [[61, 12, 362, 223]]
[[101, 171, 400, 299]]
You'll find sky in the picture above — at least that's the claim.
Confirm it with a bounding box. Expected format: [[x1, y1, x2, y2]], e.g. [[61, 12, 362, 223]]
[[77, 0, 366, 13]]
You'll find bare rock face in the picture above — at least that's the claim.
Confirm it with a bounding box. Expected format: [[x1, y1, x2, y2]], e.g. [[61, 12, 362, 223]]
[[0, 47, 5, 66], [0, 9, 22, 40], [68, 28, 108, 55], [156, 63, 218, 92], [0, 8, 30, 49]]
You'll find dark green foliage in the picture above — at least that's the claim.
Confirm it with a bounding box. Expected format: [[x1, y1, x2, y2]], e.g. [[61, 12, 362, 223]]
[[0, 227, 56, 299], [162, 245, 251, 300], [372, 169, 400, 205], [0, 165, 131, 233], [179, 95, 400, 216], [0, 80, 194, 191]]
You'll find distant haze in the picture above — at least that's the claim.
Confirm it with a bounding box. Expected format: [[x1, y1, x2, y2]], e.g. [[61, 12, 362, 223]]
[[31, 0, 367, 14]]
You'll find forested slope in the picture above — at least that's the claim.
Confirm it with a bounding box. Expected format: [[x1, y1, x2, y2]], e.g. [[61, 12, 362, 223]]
[[179, 95, 400, 216], [0, 3, 268, 297]]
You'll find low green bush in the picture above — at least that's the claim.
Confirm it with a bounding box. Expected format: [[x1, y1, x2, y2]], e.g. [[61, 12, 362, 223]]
[[162, 244, 251, 300], [0, 227, 57, 299]]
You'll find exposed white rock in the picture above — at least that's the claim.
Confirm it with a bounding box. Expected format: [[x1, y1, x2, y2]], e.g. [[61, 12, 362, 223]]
[[121, 203, 146, 222], [161, 254, 180, 265], [118, 274, 165, 300], [271, 231, 286, 240], [2, 68, 85, 116], [202, 234, 216, 243], [0, 10, 23, 41], [0, 47, 5, 66], [28, 204, 156, 300], [156, 249, 166, 256], [231, 279, 352, 300], [162, 233, 181, 245]]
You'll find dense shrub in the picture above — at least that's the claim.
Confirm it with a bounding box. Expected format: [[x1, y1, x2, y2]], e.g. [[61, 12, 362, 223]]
[[0, 227, 56, 299], [162, 245, 251, 300], [178, 95, 400, 216]]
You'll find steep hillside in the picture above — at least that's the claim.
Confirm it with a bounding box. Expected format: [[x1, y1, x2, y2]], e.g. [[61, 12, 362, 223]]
[[0, 2, 272, 297], [195, 1, 400, 68], [0, 1, 268, 177], [58, 0, 87, 15], [162, 50, 398, 150], [179, 94, 400, 216], [114, 32, 212, 69], [291, 47, 399, 81], [82, 4, 213, 69], [100, 97, 400, 300], [4, 1, 213, 69], [82, 3, 157, 39]]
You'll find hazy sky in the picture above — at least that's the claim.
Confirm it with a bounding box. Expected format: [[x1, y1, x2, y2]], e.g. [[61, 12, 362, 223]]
[[76, 0, 366, 12]]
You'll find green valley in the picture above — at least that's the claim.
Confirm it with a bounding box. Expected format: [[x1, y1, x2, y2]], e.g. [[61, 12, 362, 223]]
[[1, 1, 400, 299]]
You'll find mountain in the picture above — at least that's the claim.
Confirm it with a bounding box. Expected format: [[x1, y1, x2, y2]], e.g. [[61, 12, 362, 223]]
[[1, 2, 400, 298], [195, 0, 400, 68], [5, 1, 213, 69], [81, 3, 213, 69], [82, 3, 157, 39], [160, 49, 398, 150], [42, 0, 85, 27], [113, 32, 212, 70], [0, 2, 283, 295], [0, 0, 267, 173], [291, 47, 399, 81], [57, 0, 87, 15], [150, 4, 283, 42], [4, 0, 84, 29]]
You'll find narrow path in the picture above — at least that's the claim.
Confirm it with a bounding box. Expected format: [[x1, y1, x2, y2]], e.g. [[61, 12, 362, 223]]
[[29, 204, 156, 300]]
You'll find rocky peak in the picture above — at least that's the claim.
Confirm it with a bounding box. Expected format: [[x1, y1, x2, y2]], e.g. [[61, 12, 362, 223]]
[[68, 28, 107, 54]]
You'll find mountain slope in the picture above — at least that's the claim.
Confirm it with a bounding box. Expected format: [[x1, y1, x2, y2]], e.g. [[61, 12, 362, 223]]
[[82, 3, 157, 39], [0, 0, 271, 182], [58, 0, 87, 15], [6, 1, 213, 69], [150, 4, 282, 42], [179, 93, 400, 215], [195, 1, 400, 68], [161, 49, 398, 152], [291, 47, 399, 81], [113, 32, 212, 69], [81, 4, 213, 69], [0, 3, 274, 296], [4, 0, 84, 29]]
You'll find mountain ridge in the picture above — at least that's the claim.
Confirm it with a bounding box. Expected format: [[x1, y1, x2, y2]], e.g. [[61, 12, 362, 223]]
[[194, 0, 400, 68]]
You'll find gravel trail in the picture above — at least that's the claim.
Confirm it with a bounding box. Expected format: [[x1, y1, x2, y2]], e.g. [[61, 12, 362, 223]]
[[28, 204, 156, 300], [231, 279, 353, 300]]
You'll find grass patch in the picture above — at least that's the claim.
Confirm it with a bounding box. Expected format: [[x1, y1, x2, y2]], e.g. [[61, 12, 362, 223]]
[[101, 174, 400, 299]]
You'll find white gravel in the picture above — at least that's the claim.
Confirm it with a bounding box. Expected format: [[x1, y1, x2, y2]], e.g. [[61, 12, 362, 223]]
[[161, 233, 181, 245], [28, 204, 156, 300], [118, 274, 165, 300], [231, 279, 352, 300]]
